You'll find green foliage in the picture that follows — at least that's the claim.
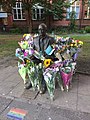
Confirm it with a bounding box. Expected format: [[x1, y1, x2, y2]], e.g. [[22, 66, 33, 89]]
[[9, 28, 21, 34], [68, 11, 76, 32], [85, 26, 90, 33], [0, 0, 16, 13], [36, 0, 70, 19], [53, 26, 68, 35], [9, 27, 28, 34], [0, 35, 21, 58]]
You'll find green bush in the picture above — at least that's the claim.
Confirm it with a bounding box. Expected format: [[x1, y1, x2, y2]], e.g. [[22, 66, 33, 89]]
[[9, 28, 21, 34], [85, 26, 90, 33]]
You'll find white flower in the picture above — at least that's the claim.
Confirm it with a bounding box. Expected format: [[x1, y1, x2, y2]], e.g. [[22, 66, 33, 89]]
[[31, 67, 35, 72], [39, 63, 42, 69]]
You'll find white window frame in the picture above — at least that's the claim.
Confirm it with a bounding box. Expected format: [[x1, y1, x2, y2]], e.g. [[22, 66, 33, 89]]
[[32, 5, 44, 20], [85, 3, 90, 19], [66, 0, 80, 19], [86, 6, 90, 19], [13, 2, 25, 20]]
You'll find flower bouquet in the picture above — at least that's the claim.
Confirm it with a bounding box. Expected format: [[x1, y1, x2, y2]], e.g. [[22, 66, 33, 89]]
[[36, 63, 43, 91], [60, 66, 72, 91], [43, 68, 56, 101]]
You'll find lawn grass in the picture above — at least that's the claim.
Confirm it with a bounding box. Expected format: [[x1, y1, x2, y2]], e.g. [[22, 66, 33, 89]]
[[0, 34, 22, 58]]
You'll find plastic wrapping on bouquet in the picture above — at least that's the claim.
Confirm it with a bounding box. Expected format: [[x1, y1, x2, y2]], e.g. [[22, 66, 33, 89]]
[[73, 52, 78, 61], [60, 67, 72, 91], [28, 66, 38, 91], [44, 72, 56, 100], [18, 66, 28, 84], [29, 49, 34, 55]]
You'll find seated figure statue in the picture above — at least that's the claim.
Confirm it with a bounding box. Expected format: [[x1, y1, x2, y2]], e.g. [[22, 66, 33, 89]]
[[25, 23, 56, 94]]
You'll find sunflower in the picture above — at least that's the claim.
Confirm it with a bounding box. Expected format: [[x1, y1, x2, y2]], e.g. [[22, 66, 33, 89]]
[[44, 59, 53, 68]]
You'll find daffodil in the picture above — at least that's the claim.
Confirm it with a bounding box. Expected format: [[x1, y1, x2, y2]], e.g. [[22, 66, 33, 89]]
[[44, 59, 53, 68]]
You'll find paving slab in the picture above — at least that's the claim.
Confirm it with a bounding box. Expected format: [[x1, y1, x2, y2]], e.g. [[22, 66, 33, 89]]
[[21, 89, 39, 100], [34, 88, 77, 111], [0, 66, 18, 83], [77, 94, 90, 113], [0, 97, 90, 120], [0, 72, 21, 96], [78, 74, 90, 96], [78, 82, 90, 96], [8, 81, 25, 98], [0, 96, 12, 114], [78, 74, 90, 84]]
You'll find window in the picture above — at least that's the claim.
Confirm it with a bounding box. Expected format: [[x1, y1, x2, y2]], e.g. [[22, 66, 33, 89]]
[[66, 0, 80, 19], [32, 5, 44, 20], [13, 2, 25, 20], [84, 3, 90, 19]]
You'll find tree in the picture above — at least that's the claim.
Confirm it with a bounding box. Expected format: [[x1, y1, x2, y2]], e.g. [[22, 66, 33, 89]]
[[0, 0, 16, 13], [21, 0, 70, 32], [68, 11, 76, 32], [37, 0, 70, 29]]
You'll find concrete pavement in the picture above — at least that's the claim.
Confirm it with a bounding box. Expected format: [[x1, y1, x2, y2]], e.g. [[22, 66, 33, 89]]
[[0, 66, 90, 120]]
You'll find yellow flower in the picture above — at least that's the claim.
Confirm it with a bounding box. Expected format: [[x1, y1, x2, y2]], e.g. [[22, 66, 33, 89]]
[[74, 44, 77, 47], [70, 44, 73, 47], [44, 59, 53, 68], [74, 41, 77, 44], [23, 34, 27, 38], [79, 41, 83, 45], [57, 35, 60, 38], [26, 59, 30, 63], [21, 41, 28, 49]]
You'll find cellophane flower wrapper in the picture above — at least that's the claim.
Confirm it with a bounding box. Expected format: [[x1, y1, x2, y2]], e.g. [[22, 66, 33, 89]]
[[18, 65, 28, 84], [43, 68, 56, 100], [36, 63, 43, 91], [73, 52, 78, 61], [27, 63, 38, 91], [50, 61, 64, 90], [69, 62, 76, 74], [60, 67, 72, 86]]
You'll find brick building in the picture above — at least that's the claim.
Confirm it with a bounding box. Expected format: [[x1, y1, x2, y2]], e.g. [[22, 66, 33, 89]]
[[0, 0, 90, 32]]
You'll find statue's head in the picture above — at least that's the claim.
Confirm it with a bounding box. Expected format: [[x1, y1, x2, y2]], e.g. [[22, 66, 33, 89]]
[[38, 23, 47, 36]]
